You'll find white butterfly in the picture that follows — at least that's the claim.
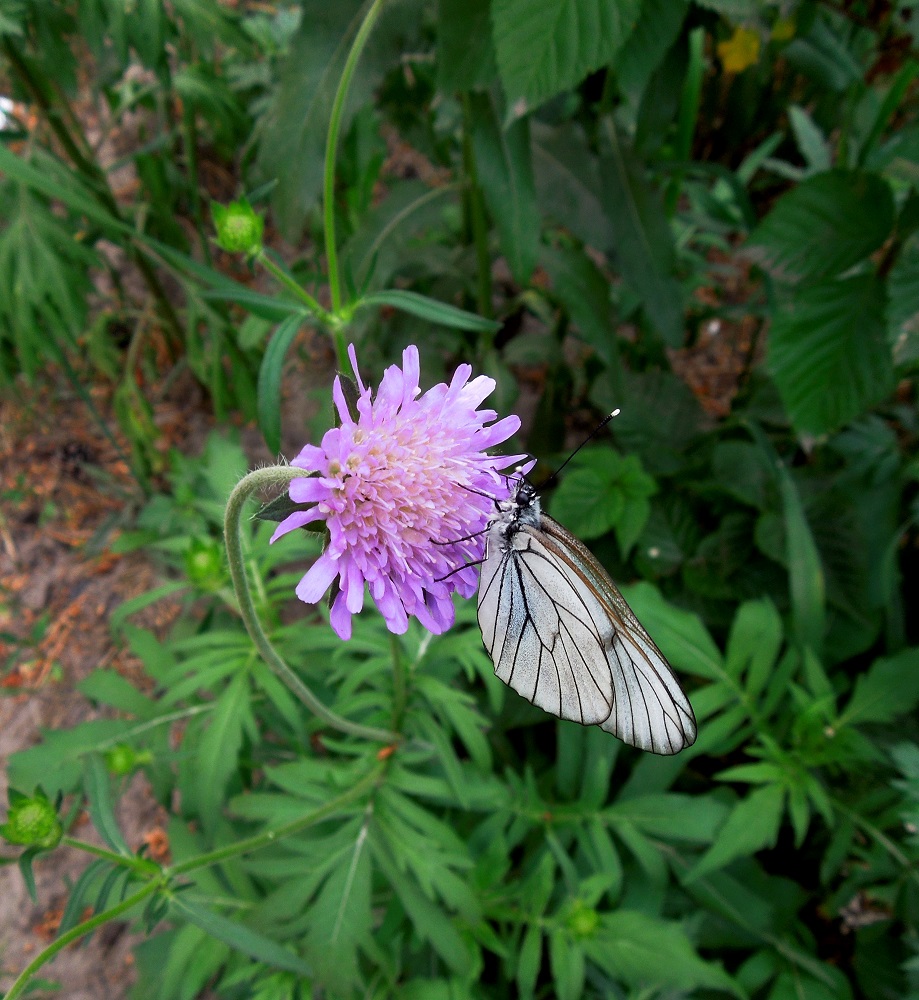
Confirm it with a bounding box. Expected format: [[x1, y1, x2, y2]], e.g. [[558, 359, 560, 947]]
[[477, 479, 697, 755]]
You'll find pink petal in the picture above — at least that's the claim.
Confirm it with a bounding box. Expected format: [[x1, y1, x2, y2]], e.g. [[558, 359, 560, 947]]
[[288, 477, 330, 504], [344, 558, 365, 613], [295, 551, 340, 604], [348, 344, 366, 395], [292, 444, 326, 470], [329, 593, 353, 640], [270, 509, 324, 544]]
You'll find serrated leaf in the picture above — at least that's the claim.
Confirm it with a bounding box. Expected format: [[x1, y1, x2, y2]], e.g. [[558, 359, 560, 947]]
[[550, 467, 624, 539], [750, 170, 894, 282], [492, 0, 642, 108], [598, 118, 684, 345], [470, 92, 539, 284], [768, 273, 894, 435], [358, 289, 500, 332], [257, 314, 303, 454]]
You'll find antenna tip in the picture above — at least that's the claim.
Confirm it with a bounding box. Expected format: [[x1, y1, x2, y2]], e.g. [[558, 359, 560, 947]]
[[609, 408, 621, 418]]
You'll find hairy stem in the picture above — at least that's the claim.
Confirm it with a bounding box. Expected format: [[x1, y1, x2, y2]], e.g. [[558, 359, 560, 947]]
[[224, 466, 397, 743]]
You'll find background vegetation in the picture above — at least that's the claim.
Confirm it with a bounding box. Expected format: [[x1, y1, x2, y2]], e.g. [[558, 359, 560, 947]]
[[1, 0, 918, 997]]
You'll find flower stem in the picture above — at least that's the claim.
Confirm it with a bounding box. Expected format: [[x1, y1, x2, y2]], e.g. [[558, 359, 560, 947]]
[[224, 466, 397, 743], [256, 250, 327, 320], [168, 763, 383, 876], [3, 879, 162, 1000], [323, 0, 387, 317]]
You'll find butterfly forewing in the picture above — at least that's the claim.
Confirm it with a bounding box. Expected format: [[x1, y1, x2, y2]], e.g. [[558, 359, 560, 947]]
[[477, 487, 697, 755]]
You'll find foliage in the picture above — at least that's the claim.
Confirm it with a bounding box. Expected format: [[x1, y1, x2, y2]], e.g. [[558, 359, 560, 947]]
[[1, 0, 918, 998]]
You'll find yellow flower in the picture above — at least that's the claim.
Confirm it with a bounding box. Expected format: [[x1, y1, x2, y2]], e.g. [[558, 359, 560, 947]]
[[717, 26, 761, 73]]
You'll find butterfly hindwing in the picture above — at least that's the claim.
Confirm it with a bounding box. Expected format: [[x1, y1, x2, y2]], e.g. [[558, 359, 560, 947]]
[[477, 487, 697, 755]]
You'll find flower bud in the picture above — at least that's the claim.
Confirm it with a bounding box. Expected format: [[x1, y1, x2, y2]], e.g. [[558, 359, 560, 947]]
[[1, 789, 63, 849], [212, 198, 264, 256]]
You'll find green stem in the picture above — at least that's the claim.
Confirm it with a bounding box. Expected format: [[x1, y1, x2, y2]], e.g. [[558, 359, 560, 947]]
[[169, 764, 383, 875], [224, 466, 397, 743], [60, 836, 156, 873], [256, 250, 327, 320], [323, 0, 387, 316], [3, 880, 162, 1000]]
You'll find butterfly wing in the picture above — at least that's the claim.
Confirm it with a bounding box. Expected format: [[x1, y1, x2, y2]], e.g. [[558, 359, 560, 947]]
[[477, 512, 696, 755]]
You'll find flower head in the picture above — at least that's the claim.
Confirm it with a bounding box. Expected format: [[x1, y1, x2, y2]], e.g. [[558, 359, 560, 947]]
[[272, 345, 523, 639]]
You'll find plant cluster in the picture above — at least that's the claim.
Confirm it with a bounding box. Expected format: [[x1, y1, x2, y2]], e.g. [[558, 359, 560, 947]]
[[1, 0, 918, 998]]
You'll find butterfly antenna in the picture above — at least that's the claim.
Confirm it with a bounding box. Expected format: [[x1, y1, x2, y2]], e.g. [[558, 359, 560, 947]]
[[544, 409, 621, 486]]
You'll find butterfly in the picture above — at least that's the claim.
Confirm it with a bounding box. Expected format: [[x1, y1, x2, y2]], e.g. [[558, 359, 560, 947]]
[[477, 478, 697, 755]]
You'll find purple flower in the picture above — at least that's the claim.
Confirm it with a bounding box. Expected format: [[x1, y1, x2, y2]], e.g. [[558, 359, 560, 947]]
[[271, 345, 523, 639]]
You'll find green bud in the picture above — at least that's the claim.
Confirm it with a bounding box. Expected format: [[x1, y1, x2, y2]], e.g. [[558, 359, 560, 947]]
[[212, 198, 264, 256], [184, 538, 226, 591], [566, 902, 600, 939], [104, 743, 152, 776], [1, 789, 63, 849]]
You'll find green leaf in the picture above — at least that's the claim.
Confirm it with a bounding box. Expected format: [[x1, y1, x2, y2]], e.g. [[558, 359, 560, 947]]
[[470, 93, 540, 284], [615, 0, 689, 111], [257, 314, 303, 454], [887, 232, 919, 366], [358, 290, 501, 332], [585, 911, 742, 995], [83, 754, 132, 856], [840, 648, 919, 726], [437, 0, 496, 91], [724, 599, 783, 698], [687, 784, 785, 882], [492, 0, 643, 108], [548, 930, 585, 1000], [195, 673, 253, 831], [788, 105, 832, 173], [517, 925, 542, 999], [551, 467, 624, 539], [598, 118, 684, 345], [171, 895, 313, 976], [540, 244, 615, 366], [749, 170, 894, 282], [305, 817, 373, 990], [531, 121, 612, 249], [747, 426, 826, 654], [768, 273, 894, 435]]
